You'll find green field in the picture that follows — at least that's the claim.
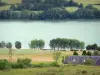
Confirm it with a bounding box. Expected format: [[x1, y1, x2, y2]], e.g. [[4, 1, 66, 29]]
[[0, 66, 100, 75], [0, 48, 99, 75]]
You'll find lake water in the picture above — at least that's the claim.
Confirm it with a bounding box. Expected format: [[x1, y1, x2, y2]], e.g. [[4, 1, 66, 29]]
[[0, 20, 100, 49]]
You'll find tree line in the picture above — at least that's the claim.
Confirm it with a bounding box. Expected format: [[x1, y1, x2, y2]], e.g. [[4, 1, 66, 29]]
[[0, 0, 100, 19], [0, 38, 100, 51], [49, 38, 85, 50], [0, 5, 100, 20], [14, 0, 79, 11], [86, 43, 100, 51]]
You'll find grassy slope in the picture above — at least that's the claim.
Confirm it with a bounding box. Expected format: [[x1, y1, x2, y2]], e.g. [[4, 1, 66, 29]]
[[0, 66, 100, 75], [0, 0, 100, 11]]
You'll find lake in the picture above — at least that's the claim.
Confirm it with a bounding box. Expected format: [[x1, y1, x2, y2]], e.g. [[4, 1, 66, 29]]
[[0, 20, 100, 49]]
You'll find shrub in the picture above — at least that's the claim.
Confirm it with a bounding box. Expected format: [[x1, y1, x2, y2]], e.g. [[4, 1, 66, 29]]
[[97, 47, 100, 51], [87, 51, 92, 56], [84, 59, 95, 65], [0, 59, 10, 70], [50, 62, 59, 67], [81, 70, 87, 74], [11, 58, 32, 69], [93, 50, 100, 56], [73, 51, 78, 55], [82, 50, 87, 56], [32, 63, 45, 68]]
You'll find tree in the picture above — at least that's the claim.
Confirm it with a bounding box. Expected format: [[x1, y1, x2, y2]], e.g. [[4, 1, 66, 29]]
[[73, 51, 78, 55], [15, 41, 21, 49], [85, 4, 94, 9], [29, 39, 45, 50], [38, 39, 45, 50], [86, 51, 92, 56], [86, 45, 92, 50], [79, 3, 84, 8], [0, 41, 5, 48], [9, 4, 16, 10], [92, 43, 98, 50], [6, 42, 13, 62], [6, 42, 12, 48], [82, 50, 87, 56], [79, 42, 85, 50]]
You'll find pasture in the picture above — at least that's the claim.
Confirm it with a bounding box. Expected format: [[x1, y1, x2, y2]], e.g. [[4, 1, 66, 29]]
[[0, 48, 82, 62], [0, 66, 100, 75]]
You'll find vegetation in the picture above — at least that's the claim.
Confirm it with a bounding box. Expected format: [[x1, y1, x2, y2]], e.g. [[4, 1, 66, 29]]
[[86, 51, 92, 56], [93, 50, 100, 56], [0, 41, 6, 48], [49, 38, 85, 50], [86, 43, 98, 50], [29, 39, 45, 50], [15, 41, 21, 49], [82, 50, 87, 56], [0, 0, 100, 20], [84, 59, 95, 65], [73, 51, 78, 55]]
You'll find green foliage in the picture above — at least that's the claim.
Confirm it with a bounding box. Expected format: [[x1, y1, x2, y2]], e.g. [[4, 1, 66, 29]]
[[0, 41, 5, 48], [29, 39, 45, 50], [97, 46, 100, 51], [50, 62, 59, 67], [73, 51, 78, 55], [15, 41, 21, 49], [49, 38, 85, 50], [0, 59, 10, 70], [11, 58, 32, 69], [62, 56, 65, 63], [53, 51, 62, 63], [84, 59, 95, 65], [6, 42, 12, 48], [86, 43, 98, 50], [86, 51, 92, 56], [82, 50, 87, 56], [32, 62, 59, 68], [93, 50, 100, 56]]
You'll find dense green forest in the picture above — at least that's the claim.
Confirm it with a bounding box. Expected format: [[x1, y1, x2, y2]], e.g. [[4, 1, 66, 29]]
[[0, 0, 100, 20]]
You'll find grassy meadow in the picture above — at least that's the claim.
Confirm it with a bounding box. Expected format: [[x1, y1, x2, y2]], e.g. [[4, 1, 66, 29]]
[[0, 48, 100, 75], [0, 65, 100, 75], [0, 48, 83, 62]]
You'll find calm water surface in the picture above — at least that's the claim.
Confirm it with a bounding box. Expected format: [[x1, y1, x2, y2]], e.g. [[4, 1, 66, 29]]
[[0, 20, 100, 49]]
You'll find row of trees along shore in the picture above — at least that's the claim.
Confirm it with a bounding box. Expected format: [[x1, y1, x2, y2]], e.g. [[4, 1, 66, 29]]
[[0, 38, 100, 51], [0, 0, 100, 19]]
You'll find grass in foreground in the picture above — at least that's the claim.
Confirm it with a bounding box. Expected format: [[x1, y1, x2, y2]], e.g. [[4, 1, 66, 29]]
[[0, 66, 100, 75]]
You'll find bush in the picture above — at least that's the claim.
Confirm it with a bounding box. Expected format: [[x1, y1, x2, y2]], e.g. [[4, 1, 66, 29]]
[[87, 51, 92, 56], [93, 50, 100, 56], [0, 59, 10, 70], [11, 58, 32, 69], [32, 63, 45, 68], [73, 51, 78, 55], [50, 62, 59, 67], [82, 50, 87, 56], [84, 59, 95, 65]]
